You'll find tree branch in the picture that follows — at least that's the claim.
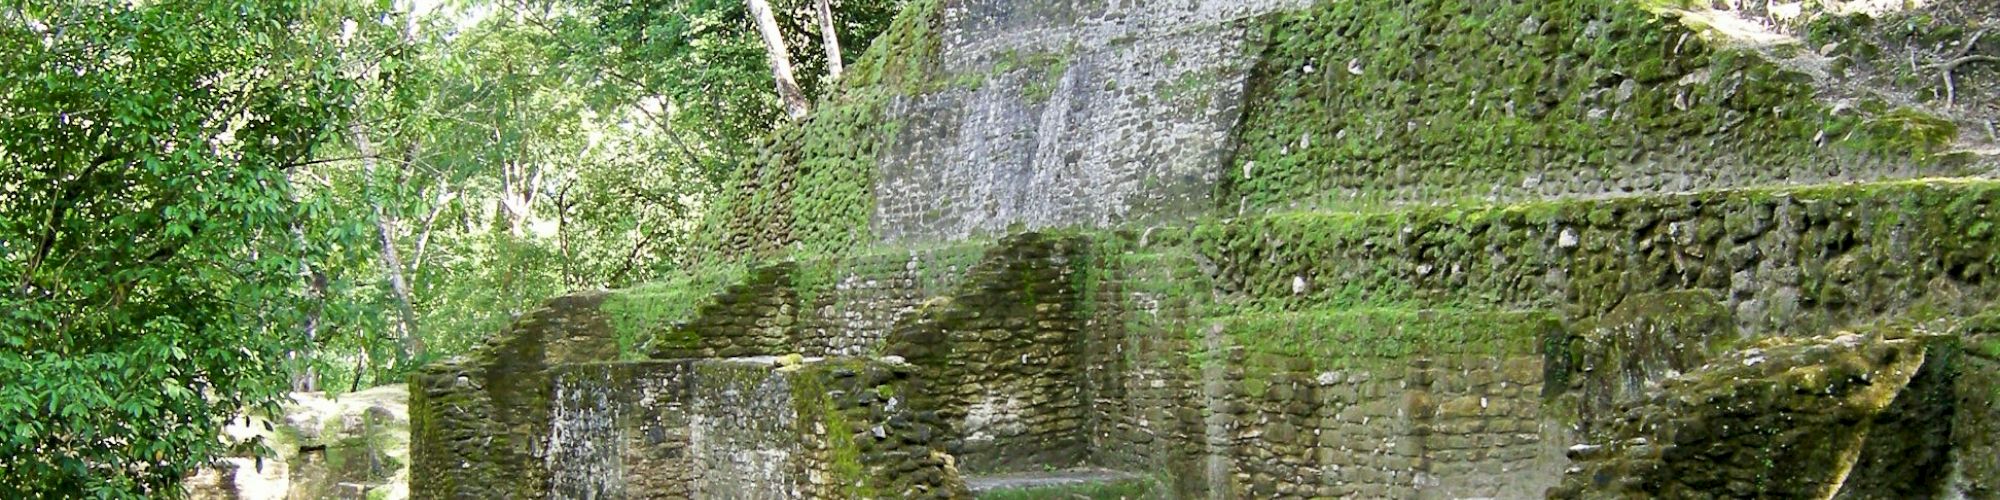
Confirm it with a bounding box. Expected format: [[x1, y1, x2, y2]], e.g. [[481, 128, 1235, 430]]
[[500, 2, 719, 174], [610, 230, 657, 287], [18, 153, 119, 290], [278, 154, 383, 170], [1924, 29, 1993, 107], [410, 180, 456, 275]]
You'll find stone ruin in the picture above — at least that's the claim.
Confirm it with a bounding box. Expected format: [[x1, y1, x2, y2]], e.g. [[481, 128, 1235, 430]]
[[413, 0, 2000, 497]]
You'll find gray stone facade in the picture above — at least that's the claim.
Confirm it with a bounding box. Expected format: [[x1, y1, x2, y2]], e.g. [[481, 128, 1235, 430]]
[[871, 0, 1311, 242]]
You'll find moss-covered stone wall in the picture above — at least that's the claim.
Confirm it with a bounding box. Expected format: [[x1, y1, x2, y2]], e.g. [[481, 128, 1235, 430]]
[[410, 292, 615, 499], [546, 361, 697, 498], [1950, 310, 2000, 498], [416, 352, 968, 497], [629, 242, 986, 361], [787, 358, 970, 499], [698, 0, 947, 258], [416, 0, 2000, 497], [1225, 0, 1973, 213], [791, 242, 989, 356], [1198, 180, 2000, 330], [871, 0, 1306, 242], [1075, 247, 1216, 496], [886, 232, 1093, 474], [1549, 331, 1946, 498], [1201, 310, 1565, 498], [647, 263, 800, 359], [1064, 180, 2000, 498]]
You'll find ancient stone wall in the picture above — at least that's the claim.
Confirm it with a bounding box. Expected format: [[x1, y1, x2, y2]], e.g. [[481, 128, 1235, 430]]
[[870, 0, 1311, 242], [642, 245, 988, 361], [794, 243, 988, 356], [410, 293, 615, 498], [1076, 249, 1214, 496], [1193, 310, 1565, 498], [1949, 312, 2000, 498], [1225, 0, 1979, 213], [409, 287, 969, 498], [687, 360, 807, 498], [1056, 181, 2000, 497], [415, 0, 2000, 497], [1200, 182, 2000, 333], [886, 233, 1093, 474], [787, 358, 970, 499], [651, 264, 799, 359], [1550, 331, 1944, 498], [545, 361, 695, 499]]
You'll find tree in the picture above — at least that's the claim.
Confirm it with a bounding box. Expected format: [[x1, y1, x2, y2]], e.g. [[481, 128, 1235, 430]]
[[0, 0, 378, 495], [351, 126, 424, 362], [748, 0, 811, 119], [288, 2, 723, 389], [563, 0, 904, 172], [815, 0, 845, 80]]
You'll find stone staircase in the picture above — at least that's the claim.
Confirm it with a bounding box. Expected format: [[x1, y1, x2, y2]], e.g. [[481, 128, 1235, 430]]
[[404, 0, 2000, 497]]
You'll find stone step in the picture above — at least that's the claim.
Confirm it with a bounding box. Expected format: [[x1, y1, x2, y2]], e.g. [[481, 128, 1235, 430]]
[[1212, 307, 1560, 364], [966, 468, 1150, 498], [1202, 178, 2000, 325]]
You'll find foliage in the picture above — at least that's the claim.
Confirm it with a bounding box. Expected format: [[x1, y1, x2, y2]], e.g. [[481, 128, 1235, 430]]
[[0, 0, 378, 495], [563, 0, 906, 173], [300, 0, 733, 390], [1, 0, 910, 492], [301, 0, 914, 390]]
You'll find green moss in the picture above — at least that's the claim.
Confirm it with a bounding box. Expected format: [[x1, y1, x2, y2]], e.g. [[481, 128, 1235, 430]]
[[1965, 309, 2000, 360], [699, 0, 947, 260], [786, 360, 883, 498], [1226, 0, 1956, 213], [1020, 47, 1076, 104], [1109, 248, 1219, 371], [1594, 290, 1738, 353], [601, 262, 750, 359], [1157, 68, 1219, 107], [799, 239, 991, 297], [1843, 107, 1959, 160], [1216, 309, 1557, 382], [1200, 179, 2000, 316], [844, 0, 946, 94]]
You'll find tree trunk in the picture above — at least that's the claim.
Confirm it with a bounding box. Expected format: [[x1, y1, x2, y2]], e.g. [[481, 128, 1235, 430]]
[[350, 126, 425, 363], [410, 179, 455, 275], [816, 0, 844, 80], [293, 269, 326, 392], [373, 206, 424, 362], [290, 224, 325, 393], [747, 0, 811, 119], [498, 160, 540, 238]]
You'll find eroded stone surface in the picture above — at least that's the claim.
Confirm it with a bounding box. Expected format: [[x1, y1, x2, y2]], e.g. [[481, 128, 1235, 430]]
[[1551, 331, 1944, 498], [872, 0, 1312, 242]]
